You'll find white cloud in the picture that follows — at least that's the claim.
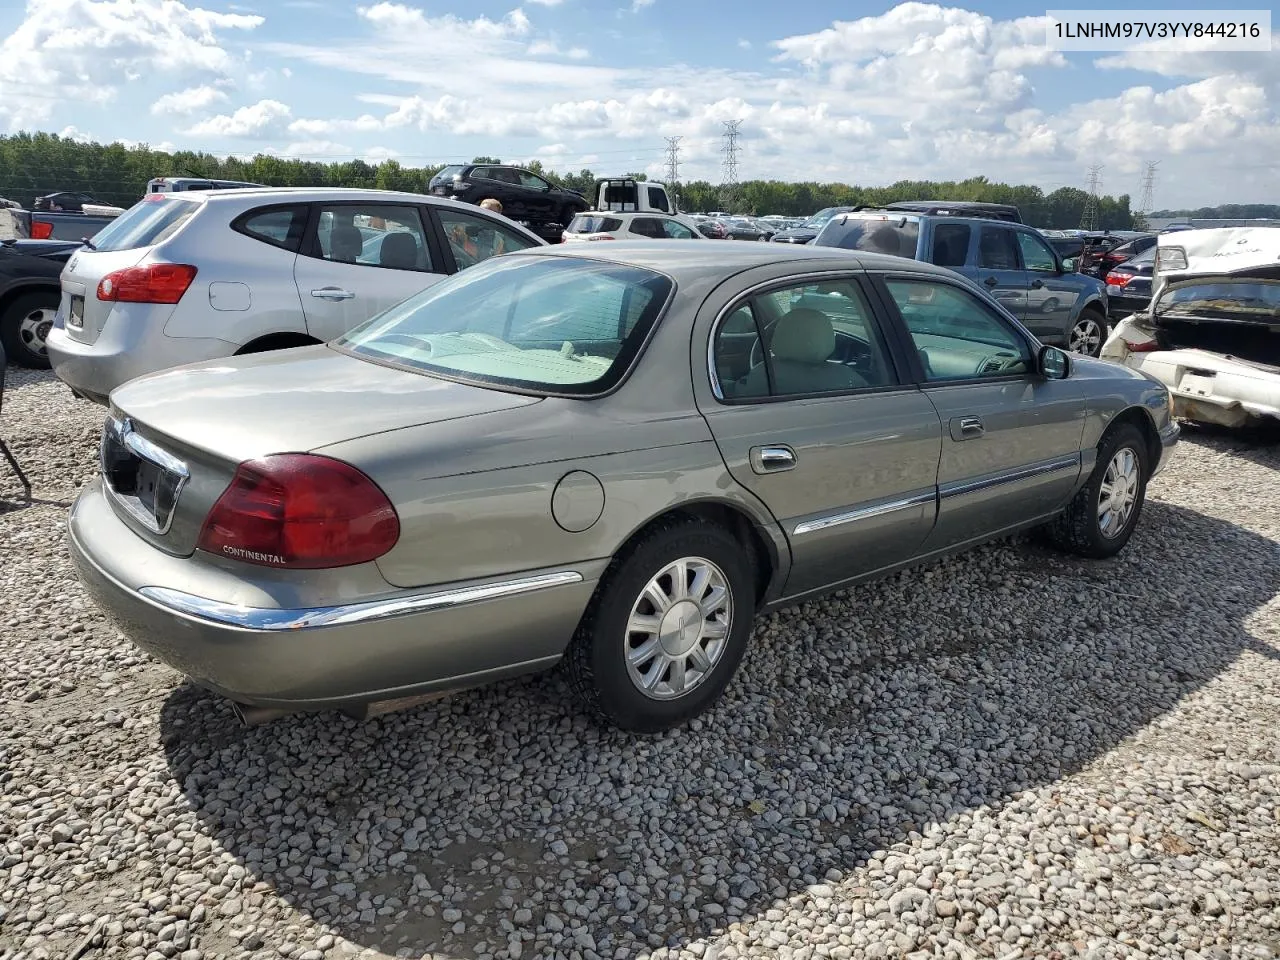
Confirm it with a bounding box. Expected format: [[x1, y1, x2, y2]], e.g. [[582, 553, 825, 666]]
[[527, 0, 566, 5], [0, 0, 261, 129], [738, 39, 752, 50], [184, 99, 293, 138], [528, 40, 590, 59], [631, 0, 653, 10], [151, 85, 230, 116]]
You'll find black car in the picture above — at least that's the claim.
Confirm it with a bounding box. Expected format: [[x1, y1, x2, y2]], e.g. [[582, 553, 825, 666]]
[[1103, 245, 1155, 317], [1090, 233, 1156, 278], [427, 165, 589, 238], [0, 238, 82, 367], [32, 192, 99, 212], [771, 206, 855, 244], [721, 218, 770, 241]]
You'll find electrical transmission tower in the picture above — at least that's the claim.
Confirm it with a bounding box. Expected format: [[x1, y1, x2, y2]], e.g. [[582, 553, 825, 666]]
[[663, 136, 682, 206], [720, 119, 743, 213], [1080, 164, 1103, 231], [1135, 160, 1159, 228]]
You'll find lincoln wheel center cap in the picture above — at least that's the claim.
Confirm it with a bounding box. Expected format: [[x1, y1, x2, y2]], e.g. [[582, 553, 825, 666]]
[[658, 600, 703, 657]]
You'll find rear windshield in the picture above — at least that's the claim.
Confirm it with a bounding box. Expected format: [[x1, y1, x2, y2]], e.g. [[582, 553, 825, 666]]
[[567, 215, 623, 234], [802, 207, 849, 230], [813, 216, 920, 259], [87, 197, 198, 252], [1156, 279, 1280, 320], [338, 255, 673, 395]]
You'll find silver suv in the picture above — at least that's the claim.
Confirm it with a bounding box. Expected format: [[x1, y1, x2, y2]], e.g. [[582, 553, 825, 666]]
[[47, 188, 544, 404]]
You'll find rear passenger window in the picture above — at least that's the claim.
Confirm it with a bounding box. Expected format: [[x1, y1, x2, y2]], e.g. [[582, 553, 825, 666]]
[[978, 227, 1020, 270], [234, 205, 308, 252], [313, 204, 433, 272], [713, 280, 895, 400], [931, 224, 970, 268]]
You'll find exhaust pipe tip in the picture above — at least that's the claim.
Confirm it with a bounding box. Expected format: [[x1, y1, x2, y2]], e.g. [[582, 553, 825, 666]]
[[231, 702, 294, 727]]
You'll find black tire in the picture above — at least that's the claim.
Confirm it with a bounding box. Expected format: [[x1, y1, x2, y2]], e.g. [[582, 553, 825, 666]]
[[1, 291, 58, 369], [566, 519, 756, 733], [1043, 423, 1149, 559], [1068, 306, 1108, 357]]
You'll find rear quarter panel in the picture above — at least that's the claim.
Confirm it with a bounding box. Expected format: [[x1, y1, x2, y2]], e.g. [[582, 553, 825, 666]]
[[158, 207, 307, 345]]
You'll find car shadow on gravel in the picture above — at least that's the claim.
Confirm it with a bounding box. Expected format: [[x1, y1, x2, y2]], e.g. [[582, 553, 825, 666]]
[[161, 500, 1280, 959]]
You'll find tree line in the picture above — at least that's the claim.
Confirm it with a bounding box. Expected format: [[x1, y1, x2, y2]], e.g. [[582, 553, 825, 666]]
[[0, 131, 1137, 229], [1149, 203, 1280, 220]]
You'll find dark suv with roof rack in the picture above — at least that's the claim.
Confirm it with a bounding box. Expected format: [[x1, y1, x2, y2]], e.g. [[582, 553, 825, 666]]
[[812, 209, 1110, 356], [877, 201, 1023, 223], [428, 164, 589, 241]]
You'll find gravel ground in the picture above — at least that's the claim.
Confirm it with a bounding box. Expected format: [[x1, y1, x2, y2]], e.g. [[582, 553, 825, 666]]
[[2, 367, 1279, 960]]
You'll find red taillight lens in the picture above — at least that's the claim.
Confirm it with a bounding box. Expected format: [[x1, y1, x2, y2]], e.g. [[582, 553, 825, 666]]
[[197, 454, 400, 569], [1106, 272, 1132, 287], [97, 264, 197, 304], [30, 221, 53, 239]]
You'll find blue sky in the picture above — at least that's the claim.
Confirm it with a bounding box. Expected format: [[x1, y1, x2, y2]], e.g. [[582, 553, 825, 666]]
[[1, 0, 1276, 208]]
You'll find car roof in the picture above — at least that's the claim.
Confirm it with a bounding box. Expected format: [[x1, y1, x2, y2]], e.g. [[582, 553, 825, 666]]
[[508, 239, 964, 280], [171, 186, 520, 217]]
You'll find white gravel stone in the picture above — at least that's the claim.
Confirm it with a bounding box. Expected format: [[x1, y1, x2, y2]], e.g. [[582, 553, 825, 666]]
[[2, 371, 1280, 960]]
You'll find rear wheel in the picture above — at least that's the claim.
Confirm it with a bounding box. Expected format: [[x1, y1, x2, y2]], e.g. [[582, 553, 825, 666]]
[[1043, 423, 1149, 558], [566, 520, 755, 733], [1, 291, 58, 368], [1068, 307, 1107, 357]]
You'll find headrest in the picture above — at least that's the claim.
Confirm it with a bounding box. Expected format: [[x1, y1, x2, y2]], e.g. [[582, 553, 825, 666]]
[[379, 232, 417, 269], [770, 308, 835, 364]]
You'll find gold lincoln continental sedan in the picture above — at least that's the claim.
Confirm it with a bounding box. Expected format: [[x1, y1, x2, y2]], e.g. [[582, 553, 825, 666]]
[[68, 242, 1178, 732]]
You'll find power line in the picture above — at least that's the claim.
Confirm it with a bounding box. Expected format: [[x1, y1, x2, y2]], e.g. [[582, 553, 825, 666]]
[[719, 119, 742, 214], [1080, 164, 1103, 231]]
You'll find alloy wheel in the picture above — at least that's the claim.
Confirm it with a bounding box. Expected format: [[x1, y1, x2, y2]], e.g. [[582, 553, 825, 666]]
[[1069, 315, 1103, 356], [20, 307, 52, 358], [624, 556, 732, 700], [1098, 447, 1140, 538]]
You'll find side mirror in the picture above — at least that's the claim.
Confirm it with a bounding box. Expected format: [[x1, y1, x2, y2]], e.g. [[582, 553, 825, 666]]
[[1061, 257, 1076, 273], [1038, 344, 1071, 379]]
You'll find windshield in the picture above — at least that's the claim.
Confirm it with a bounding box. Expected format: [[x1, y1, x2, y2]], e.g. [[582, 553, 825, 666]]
[[802, 207, 847, 229], [813, 216, 920, 258], [84, 196, 199, 251], [432, 165, 465, 182], [338, 255, 673, 395], [1156, 279, 1280, 320]]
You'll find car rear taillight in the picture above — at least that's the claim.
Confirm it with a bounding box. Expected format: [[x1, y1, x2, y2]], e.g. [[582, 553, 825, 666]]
[[197, 454, 400, 569], [30, 221, 53, 239], [1106, 272, 1132, 287], [97, 264, 197, 304], [1123, 339, 1161, 352]]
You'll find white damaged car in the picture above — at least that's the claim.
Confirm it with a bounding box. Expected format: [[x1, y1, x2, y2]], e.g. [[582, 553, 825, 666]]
[[1101, 227, 1280, 429]]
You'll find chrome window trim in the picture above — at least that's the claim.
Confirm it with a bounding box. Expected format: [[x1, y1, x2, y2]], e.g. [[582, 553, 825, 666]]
[[793, 490, 936, 537], [706, 268, 899, 402], [100, 417, 190, 535], [138, 570, 584, 632], [941, 455, 1080, 499]]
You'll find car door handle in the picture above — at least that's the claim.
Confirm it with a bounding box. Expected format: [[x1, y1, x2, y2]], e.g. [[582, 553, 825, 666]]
[[310, 287, 355, 301], [983, 276, 999, 288], [750, 445, 797, 473], [951, 416, 985, 441]]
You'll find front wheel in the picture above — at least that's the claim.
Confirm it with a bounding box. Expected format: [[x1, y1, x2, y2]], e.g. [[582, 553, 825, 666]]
[[1042, 423, 1149, 558], [1068, 307, 1107, 357], [566, 520, 756, 732], [1, 291, 58, 368]]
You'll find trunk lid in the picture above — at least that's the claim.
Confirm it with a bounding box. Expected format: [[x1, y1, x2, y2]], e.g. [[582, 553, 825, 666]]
[[59, 246, 151, 344], [105, 346, 542, 554]]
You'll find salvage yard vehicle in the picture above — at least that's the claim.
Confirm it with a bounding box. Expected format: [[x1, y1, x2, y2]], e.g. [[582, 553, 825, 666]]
[[770, 206, 855, 244], [812, 210, 1111, 355], [0, 236, 83, 367], [428, 163, 590, 242], [562, 211, 701, 242], [1104, 245, 1155, 318], [66, 242, 1177, 734], [1101, 227, 1280, 429], [46, 187, 545, 405]]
